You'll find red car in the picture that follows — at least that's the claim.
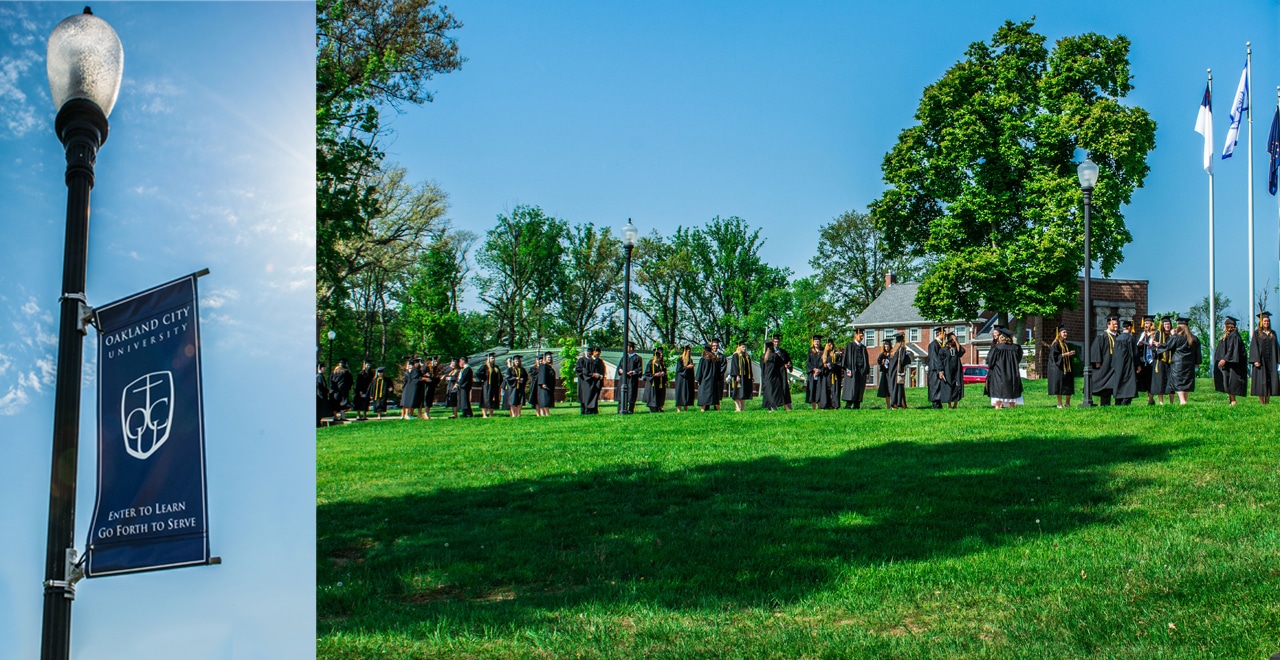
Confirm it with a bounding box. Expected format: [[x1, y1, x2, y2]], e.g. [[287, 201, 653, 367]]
[[962, 365, 988, 384]]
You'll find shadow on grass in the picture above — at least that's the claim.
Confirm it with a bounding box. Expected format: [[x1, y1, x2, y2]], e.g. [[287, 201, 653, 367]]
[[318, 435, 1176, 633]]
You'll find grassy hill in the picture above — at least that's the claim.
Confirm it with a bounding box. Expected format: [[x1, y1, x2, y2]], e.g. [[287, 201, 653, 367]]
[[317, 379, 1280, 659]]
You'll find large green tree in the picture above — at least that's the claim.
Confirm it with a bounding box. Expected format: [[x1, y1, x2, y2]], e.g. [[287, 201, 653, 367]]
[[475, 205, 568, 348], [556, 223, 625, 342], [810, 209, 923, 327], [633, 230, 692, 348], [870, 19, 1156, 341], [679, 216, 791, 345]]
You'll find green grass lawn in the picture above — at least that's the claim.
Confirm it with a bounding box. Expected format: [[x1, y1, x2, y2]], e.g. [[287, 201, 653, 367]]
[[317, 380, 1280, 659]]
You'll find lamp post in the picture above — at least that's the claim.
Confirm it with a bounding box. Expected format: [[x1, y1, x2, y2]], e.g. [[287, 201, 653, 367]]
[[41, 8, 122, 660], [1077, 157, 1099, 408], [327, 330, 337, 373], [620, 220, 638, 414]]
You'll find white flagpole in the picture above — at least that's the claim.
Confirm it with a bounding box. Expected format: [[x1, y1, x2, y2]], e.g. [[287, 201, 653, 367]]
[[1210, 69, 1217, 337], [1248, 43, 1255, 328]]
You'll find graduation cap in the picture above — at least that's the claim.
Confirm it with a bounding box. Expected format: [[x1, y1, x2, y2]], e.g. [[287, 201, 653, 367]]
[[625, 341, 636, 349], [711, 337, 722, 344], [811, 334, 822, 341], [1160, 316, 1172, 323], [543, 351, 554, 358], [1259, 311, 1273, 319], [1055, 324, 1067, 332], [337, 358, 348, 366], [894, 332, 906, 341], [1121, 319, 1134, 329], [486, 352, 496, 358], [933, 326, 946, 333], [771, 332, 782, 339], [1177, 317, 1190, 324], [736, 338, 746, 346], [1142, 315, 1155, 322], [1225, 316, 1239, 325], [375, 366, 384, 372], [1106, 314, 1119, 322]]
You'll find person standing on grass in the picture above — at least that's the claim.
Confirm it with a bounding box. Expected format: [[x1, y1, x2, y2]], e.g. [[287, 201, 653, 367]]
[[534, 352, 557, 416], [710, 338, 728, 402], [642, 348, 669, 413], [805, 335, 825, 409], [572, 347, 590, 414], [400, 357, 419, 420], [1250, 311, 1280, 404], [1155, 317, 1202, 405], [1046, 326, 1076, 408], [1147, 317, 1173, 405], [617, 342, 642, 414], [455, 357, 475, 418], [1135, 316, 1157, 404], [760, 340, 788, 412], [877, 337, 894, 409], [887, 332, 912, 409], [352, 360, 373, 421], [421, 357, 441, 419], [369, 366, 390, 419], [770, 332, 794, 410], [818, 340, 840, 410], [1111, 320, 1140, 406], [330, 359, 353, 424], [477, 353, 503, 418], [926, 328, 949, 409], [674, 345, 696, 412], [575, 346, 605, 414], [938, 329, 966, 409], [985, 327, 1024, 408], [1090, 315, 1119, 406], [728, 340, 754, 412], [1214, 316, 1248, 405], [444, 359, 461, 418], [317, 363, 331, 427], [841, 329, 869, 409], [504, 355, 529, 417], [696, 343, 724, 412]]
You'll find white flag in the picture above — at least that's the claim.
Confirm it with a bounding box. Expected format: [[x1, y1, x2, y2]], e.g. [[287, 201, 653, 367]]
[[1222, 60, 1249, 159], [1195, 82, 1213, 173]]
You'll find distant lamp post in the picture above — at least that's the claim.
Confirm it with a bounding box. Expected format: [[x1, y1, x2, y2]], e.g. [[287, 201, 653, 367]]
[[327, 330, 337, 372], [1077, 157, 1099, 408], [620, 220, 638, 414], [41, 8, 123, 660]]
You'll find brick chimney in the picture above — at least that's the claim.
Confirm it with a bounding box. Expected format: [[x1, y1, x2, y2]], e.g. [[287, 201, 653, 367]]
[[885, 272, 896, 288]]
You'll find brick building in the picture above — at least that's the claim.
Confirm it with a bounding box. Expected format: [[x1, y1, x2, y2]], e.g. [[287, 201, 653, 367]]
[[1028, 278, 1148, 379]]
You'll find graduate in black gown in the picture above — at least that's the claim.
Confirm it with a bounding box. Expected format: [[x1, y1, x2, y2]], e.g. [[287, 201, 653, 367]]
[[575, 347, 605, 414], [770, 333, 794, 410], [671, 345, 695, 412], [353, 360, 374, 421], [841, 329, 869, 409], [937, 328, 966, 408], [985, 327, 1024, 408], [420, 357, 440, 418], [804, 335, 825, 409], [728, 340, 754, 411], [504, 355, 529, 417], [709, 338, 728, 402], [642, 348, 669, 413], [368, 366, 390, 418], [317, 363, 331, 427], [1046, 325, 1076, 407], [616, 342, 642, 414], [455, 356, 474, 418], [477, 353, 503, 418], [817, 341, 840, 409], [760, 340, 788, 412], [695, 344, 724, 411], [1148, 317, 1174, 405], [400, 358, 420, 420], [533, 352, 557, 416], [1249, 311, 1280, 403], [876, 338, 893, 408], [926, 328, 949, 409], [887, 333, 912, 409], [1154, 317, 1202, 405], [1214, 316, 1248, 404], [330, 359, 353, 423], [1111, 320, 1139, 405], [1135, 316, 1157, 403], [444, 359, 461, 417], [1089, 315, 1119, 406]]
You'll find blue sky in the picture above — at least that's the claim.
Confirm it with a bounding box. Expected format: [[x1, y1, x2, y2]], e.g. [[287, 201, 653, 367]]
[[0, 3, 313, 659], [385, 0, 1280, 320]]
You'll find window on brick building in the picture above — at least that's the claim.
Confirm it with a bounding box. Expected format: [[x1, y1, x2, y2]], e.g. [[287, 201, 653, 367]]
[[955, 325, 968, 342], [866, 329, 877, 347], [909, 327, 920, 343]]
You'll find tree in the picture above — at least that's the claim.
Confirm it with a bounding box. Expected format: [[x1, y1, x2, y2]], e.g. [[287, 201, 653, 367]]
[[317, 0, 464, 309], [870, 19, 1156, 343], [1189, 292, 1234, 378], [556, 223, 624, 342], [401, 229, 478, 359], [679, 216, 792, 345], [810, 209, 923, 327], [475, 205, 568, 348], [633, 230, 692, 348]]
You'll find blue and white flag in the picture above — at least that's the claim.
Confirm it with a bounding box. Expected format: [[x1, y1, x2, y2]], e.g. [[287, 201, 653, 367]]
[[1222, 60, 1249, 159], [1195, 82, 1214, 174]]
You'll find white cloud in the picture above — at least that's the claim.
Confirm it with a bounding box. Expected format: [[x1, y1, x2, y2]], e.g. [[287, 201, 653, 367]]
[[0, 385, 28, 415], [131, 78, 182, 115], [201, 288, 239, 310], [0, 50, 42, 137]]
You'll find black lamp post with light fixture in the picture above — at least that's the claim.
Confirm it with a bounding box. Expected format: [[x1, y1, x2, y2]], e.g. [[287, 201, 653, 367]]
[[1077, 157, 1099, 408]]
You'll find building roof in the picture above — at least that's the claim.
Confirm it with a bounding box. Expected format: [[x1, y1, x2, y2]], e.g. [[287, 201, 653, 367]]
[[852, 282, 974, 327]]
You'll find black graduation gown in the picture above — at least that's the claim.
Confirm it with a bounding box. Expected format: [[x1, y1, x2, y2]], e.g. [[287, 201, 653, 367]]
[[776, 347, 794, 405], [984, 343, 1023, 400], [1111, 331, 1139, 400], [804, 351, 825, 404], [420, 367, 438, 409], [818, 359, 840, 409], [887, 349, 912, 407], [533, 363, 557, 408], [317, 373, 330, 424], [1047, 341, 1075, 396], [477, 363, 503, 408], [444, 370, 459, 407], [456, 366, 474, 416], [1213, 331, 1248, 396], [353, 369, 373, 412], [696, 355, 724, 407], [1134, 331, 1156, 393], [938, 344, 965, 403], [615, 354, 642, 412], [876, 351, 892, 398], [760, 352, 788, 410], [1156, 334, 1201, 392], [401, 367, 420, 408], [575, 357, 605, 413], [368, 374, 389, 413], [674, 360, 696, 406], [926, 340, 947, 404], [841, 342, 868, 404], [504, 367, 529, 407], [728, 352, 754, 400], [642, 361, 668, 411], [1089, 332, 1117, 394], [1249, 330, 1280, 396], [1148, 330, 1173, 395], [330, 369, 352, 413]]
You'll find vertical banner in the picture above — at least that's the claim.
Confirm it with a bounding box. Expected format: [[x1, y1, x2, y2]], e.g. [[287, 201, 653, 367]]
[[86, 273, 210, 577]]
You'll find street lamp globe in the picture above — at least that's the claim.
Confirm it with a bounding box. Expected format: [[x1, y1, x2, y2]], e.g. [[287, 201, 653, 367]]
[[327, 330, 337, 341], [47, 8, 123, 117], [622, 220, 638, 249], [1077, 158, 1099, 191]]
